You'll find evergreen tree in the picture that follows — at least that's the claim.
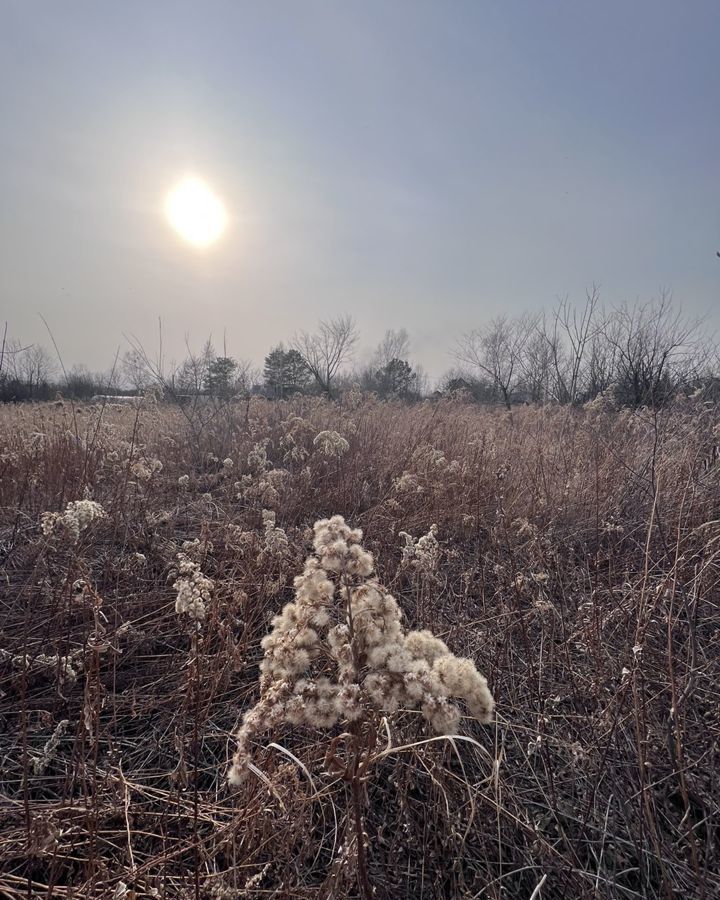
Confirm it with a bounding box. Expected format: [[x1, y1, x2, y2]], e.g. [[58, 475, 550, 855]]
[[205, 356, 238, 398], [263, 344, 310, 398], [375, 358, 415, 398]]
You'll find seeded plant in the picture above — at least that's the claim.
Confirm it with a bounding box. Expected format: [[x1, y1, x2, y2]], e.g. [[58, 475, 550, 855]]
[[40, 498, 106, 542], [229, 514, 494, 897]]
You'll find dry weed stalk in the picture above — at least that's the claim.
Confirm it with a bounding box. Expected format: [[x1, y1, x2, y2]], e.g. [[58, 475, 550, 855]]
[[229, 514, 493, 897]]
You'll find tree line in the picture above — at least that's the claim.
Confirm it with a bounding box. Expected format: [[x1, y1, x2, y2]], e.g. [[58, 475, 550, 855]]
[[2, 290, 718, 407]]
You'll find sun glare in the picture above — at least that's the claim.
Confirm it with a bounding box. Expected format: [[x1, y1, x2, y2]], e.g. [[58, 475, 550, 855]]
[[164, 177, 228, 248]]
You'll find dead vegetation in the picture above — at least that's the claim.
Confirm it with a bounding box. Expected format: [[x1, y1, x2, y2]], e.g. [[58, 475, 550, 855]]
[[0, 395, 718, 898]]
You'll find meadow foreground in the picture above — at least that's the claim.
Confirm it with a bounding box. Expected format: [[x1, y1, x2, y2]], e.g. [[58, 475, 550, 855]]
[[0, 396, 718, 899]]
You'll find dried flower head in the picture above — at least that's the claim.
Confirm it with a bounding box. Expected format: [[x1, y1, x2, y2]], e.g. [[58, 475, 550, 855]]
[[398, 524, 440, 573], [41, 499, 107, 543], [313, 430, 350, 458], [228, 515, 493, 785], [393, 472, 423, 494], [261, 509, 290, 557], [173, 553, 213, 623], [131, 457, 163, 482], [247, 443, 270, 474]]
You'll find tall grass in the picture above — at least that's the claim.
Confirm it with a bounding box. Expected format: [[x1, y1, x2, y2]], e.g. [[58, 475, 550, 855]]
[[0, 395, 718, 898]]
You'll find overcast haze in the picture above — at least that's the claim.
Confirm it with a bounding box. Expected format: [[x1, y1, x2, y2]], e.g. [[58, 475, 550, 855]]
[[1, 0, 719, 380]]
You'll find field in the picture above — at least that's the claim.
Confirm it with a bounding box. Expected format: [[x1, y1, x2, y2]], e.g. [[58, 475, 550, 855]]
[[0, 395, 718, 899]]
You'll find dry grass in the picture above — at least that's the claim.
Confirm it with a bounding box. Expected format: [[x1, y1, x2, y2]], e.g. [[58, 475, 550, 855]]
[[0, 395, 718, 899]]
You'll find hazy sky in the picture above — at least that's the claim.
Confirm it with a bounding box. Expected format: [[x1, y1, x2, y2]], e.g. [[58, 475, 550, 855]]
[[2, 0, 719, 380]]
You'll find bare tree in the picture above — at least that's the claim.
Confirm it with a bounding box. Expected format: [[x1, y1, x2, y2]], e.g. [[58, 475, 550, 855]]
[[293, 315, 358, 398], [519, 329, 553, 403], [14, 342, 57, 392], [171, 338, 216, 395], [121, 347, 153, 393], [0, 330, 30, 380], [455, 313, 537, 409], [584, 315, 620, 400], [606, 291, 703, 407], [539, 287, 605, 403], [371, 328, 410, 370], [233, 360, 260, 396], [358, 328, 423, 398]]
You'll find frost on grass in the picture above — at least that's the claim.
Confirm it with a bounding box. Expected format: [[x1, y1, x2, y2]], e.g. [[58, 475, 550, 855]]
[[228, 514, 494, 785]]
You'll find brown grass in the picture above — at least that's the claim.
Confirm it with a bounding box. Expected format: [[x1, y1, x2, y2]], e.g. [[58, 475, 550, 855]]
[[0, 395, 718, 899]]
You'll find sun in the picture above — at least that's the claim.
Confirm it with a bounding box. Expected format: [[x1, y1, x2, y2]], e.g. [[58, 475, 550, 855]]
[[164, 176, 228, 248]]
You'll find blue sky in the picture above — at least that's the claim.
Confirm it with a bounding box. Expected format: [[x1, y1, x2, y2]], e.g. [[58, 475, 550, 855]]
[[1, 0, 718, 378]]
